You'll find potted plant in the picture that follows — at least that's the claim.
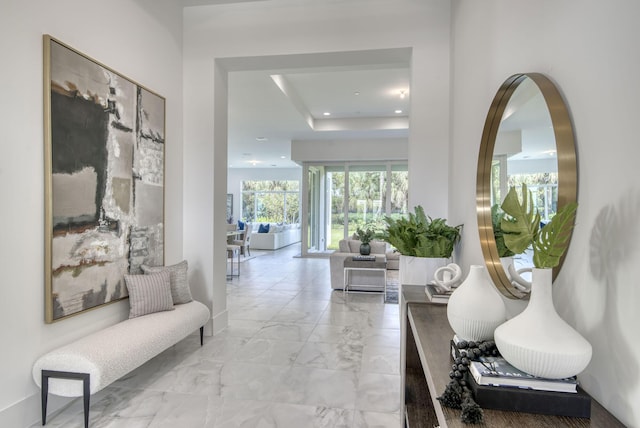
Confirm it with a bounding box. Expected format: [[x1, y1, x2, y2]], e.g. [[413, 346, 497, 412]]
[[494, 184, 591, 379], [355, 226, 375, 255], [379, 205, 462, 285]]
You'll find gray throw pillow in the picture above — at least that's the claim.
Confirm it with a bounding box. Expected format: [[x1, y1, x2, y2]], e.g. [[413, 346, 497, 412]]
[[124, 271, 174, 319], [141, 260, 193, 305]]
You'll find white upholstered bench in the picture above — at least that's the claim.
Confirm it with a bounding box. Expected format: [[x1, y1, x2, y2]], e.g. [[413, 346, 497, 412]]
[[32, 299, 210, 428]]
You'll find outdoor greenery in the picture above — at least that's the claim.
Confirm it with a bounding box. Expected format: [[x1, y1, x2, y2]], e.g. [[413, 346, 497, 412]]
[[500, 184, 578, 269], [379, 205, 462, 258], [329, 170, 408, 222], [491, 160, 558, 222], [241, 180, 300, 223]]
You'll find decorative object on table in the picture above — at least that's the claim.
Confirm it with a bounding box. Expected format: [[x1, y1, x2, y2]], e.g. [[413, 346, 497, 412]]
[[432, 263, 463, 291], [468, 356, 577, 393], [43, 35, 166, 323], [467, 371, 591, 418], [446, 265, 506, 342], [438, 339, 500, 424], [424, 263, 462, 303], [453, 339, 591, 418], [355, 226, 375, 255], [379, 205, 462, 285], [424, 283, 453, 304], [352, 255, 376, 261], [494, 184, 591, 379]]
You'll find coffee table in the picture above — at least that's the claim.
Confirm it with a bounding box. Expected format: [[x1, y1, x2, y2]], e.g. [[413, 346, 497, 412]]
[[343, 255, 387, 297]]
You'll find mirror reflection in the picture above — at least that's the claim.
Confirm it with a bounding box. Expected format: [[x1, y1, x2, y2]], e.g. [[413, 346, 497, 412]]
[[477, 73, 577, 299], [492, 77, 558, 289]]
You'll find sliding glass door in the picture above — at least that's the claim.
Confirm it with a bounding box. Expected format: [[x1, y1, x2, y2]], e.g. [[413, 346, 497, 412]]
[[302, 162, 408, 255], [347, 165, 385, 238]]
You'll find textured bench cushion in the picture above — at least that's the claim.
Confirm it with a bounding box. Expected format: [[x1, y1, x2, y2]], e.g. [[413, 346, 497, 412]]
[[32, 300, 210, 397]]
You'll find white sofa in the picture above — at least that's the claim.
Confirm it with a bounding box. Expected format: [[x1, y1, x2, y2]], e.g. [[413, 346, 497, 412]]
[[250, 223, 301, 250], [329, 239, 400, 290]]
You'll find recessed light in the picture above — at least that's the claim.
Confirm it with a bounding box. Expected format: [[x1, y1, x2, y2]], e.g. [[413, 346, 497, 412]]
[[256, 137, 267, 142], [280, 156, 286, 159], [395, 110, 403, 114], [323, 112, 331, 116], [354, 91, 360, 96]]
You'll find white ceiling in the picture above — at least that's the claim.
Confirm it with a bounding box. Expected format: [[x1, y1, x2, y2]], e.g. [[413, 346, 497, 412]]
[[227, 66, 411, 168], [178, 0, 412, 169]]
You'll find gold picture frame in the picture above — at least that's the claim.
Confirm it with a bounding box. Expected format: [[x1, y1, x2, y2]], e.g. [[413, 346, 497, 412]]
[[44, 35, 166, 322]]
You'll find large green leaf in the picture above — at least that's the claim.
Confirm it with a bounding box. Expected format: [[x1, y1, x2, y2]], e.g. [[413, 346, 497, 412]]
[[491, 204, 515, 258], [501, 185, 540, 255], [379, 206, 461, 257], [533, 202, 578, 268]]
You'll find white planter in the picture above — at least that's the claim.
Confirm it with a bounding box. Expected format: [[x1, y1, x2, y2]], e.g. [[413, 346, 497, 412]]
[[494, 268, 593, 379], [399, 255, 448, 286], [447, 265, 506, 341]]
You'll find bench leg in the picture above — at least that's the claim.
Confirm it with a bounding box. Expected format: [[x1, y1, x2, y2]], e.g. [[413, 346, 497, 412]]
[[200, 326, 204, 346], [41, 370, 90, 428]]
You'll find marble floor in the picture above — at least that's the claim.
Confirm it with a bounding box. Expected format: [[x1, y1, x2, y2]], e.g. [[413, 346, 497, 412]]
[[36, 244, 401, 428]]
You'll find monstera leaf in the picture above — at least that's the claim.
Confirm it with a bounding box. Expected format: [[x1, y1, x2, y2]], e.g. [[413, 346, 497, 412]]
[[501, 184, 541, 255], [533, 202, 578, 268], [497, 184, 578, 269]]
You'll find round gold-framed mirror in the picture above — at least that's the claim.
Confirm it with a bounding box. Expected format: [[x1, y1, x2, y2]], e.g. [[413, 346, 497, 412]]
[[476, 73, 577, 299]]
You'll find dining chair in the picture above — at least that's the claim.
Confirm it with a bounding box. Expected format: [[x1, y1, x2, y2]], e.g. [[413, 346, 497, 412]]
[[232, 222, 252, 257]]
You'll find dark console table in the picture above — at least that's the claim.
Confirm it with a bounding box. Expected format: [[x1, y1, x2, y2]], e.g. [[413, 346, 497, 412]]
[[400, 285, 624, 427]]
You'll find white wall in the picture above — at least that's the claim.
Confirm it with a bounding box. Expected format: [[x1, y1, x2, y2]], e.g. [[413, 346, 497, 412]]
[[183, 0, 452, 337], [227, 167, 302, 223], [0, 1, 184, 426], [450, 1, 640, 426]]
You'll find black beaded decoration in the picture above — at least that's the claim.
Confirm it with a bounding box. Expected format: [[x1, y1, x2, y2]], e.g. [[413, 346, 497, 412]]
[[437, 339, 499, 424]]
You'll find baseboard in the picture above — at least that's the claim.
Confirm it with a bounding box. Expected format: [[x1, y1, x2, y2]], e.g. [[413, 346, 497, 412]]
[[211, 309, 228, 335], [0, 390, 73, 428]]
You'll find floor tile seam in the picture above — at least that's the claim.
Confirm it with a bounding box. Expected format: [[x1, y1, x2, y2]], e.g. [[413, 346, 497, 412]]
[[217, 395, 358, 417]]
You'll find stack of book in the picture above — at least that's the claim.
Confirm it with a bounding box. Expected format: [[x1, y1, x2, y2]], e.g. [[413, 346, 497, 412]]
[[451, 344, 591, 418], [469, 356, 577, 393], [351, 255, 376, 261], [424, 282, 453, 303]]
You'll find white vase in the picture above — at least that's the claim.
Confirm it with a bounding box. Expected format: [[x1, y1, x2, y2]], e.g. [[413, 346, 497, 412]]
[[399, 255, 447, 286], [494, 268, 593, 379], [446, 265, 506, 341]]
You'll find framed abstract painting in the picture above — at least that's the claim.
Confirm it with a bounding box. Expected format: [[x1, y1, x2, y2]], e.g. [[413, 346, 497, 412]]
[[43, 35, 166, 322]]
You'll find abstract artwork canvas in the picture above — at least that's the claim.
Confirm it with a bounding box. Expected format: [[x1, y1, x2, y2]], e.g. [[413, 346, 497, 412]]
[[44, 35, 165, 322]]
